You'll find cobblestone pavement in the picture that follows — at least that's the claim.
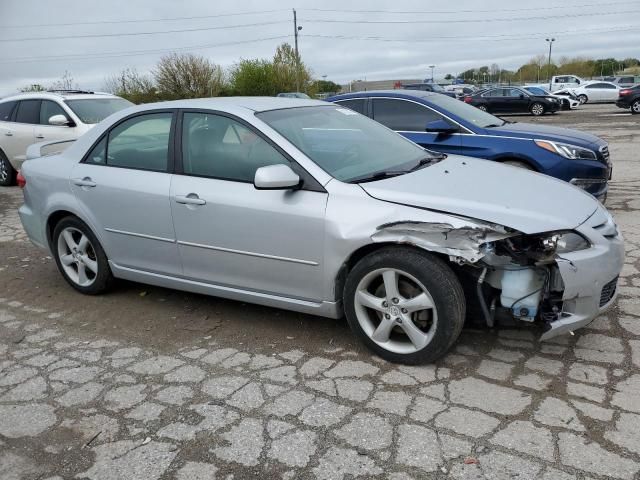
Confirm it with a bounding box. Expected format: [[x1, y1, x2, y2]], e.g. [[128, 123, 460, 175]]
[[1, 106, 639, 479]]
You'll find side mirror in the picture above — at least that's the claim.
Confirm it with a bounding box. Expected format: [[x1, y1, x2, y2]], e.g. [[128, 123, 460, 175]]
[[48, 114, 71, 126], [254, 164, 301, 190], [425, 119, 457, 135]]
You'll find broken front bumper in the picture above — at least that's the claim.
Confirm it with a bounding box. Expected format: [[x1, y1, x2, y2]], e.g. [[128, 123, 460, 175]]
[[541, 209, 625, 340]]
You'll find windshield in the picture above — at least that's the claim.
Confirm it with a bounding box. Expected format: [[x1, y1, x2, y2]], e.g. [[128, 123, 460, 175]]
[[257, 105, 434, 183], [427, 94, 505, 128], [65, 97, 133, 124]]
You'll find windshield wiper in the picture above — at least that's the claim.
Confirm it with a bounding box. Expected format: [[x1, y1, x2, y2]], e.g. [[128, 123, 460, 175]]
[[347, 170, 407, 184], [408, 154, 447, 172]]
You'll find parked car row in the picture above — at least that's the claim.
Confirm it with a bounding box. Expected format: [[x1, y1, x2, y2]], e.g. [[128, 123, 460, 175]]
[[17, 96, 623, 364]]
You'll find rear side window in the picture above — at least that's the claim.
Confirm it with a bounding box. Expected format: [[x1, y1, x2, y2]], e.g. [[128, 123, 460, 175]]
[[104, 113, 172, 172], [0, 101, 17, 122], [15, 100, 41, 124], [335, 99, 366, 115], [40, 100, 68, 125], [372, 98, 442, 131]]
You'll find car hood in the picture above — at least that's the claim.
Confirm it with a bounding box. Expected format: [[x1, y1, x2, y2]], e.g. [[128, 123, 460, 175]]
[[360, 155, 598, 234], [486, 122, 604, 148]]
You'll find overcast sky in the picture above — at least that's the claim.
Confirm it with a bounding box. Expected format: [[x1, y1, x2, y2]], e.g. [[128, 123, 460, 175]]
[[1, 0, 639, 95]]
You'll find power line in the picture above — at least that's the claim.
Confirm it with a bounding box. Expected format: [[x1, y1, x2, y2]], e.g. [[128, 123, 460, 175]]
[[301, 0, 638, 15], [0, 35, 291, 64], [301, 9, 638, 24], [0, 9, 288, 28], [0, 20, 288, 42], [302, 26, 638, 43]]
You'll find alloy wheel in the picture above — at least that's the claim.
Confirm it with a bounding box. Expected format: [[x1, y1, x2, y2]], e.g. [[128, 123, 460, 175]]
[[353, 268, 438, 354], [478, 105, 488, 111], [531, 103, 544, 116], [57, 227, 98, 287], [0, 157, 8, 183], [632, 100, 640, 114]]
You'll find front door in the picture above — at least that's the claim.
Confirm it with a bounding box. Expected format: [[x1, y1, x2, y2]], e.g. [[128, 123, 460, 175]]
[[71, 111, 181, 275], [34, 100, 82, 144], [371, 98, 462, 154], [171, 111, 327, 301]]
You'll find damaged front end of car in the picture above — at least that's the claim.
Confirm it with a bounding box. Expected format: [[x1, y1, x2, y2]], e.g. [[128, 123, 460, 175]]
[[371, 215, 624, 340]]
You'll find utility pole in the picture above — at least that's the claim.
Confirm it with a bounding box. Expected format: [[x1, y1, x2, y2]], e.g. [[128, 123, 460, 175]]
[[293, 9, 301, 92], [546, 38, 555, 89]]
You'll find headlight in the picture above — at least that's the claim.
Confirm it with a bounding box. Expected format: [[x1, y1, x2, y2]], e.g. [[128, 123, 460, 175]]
[[544, 231, 591, 253], [535, 140, 597, 160]]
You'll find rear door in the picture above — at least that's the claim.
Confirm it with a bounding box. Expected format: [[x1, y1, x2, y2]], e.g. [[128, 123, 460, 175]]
[[71, 111, 181, 275], [5, 100, 38, 169], [34, 100, 81, 144], [371, 98, 461, 154], [0, 100, 18, 161]]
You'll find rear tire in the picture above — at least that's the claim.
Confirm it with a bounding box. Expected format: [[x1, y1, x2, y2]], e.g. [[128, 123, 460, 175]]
[[632, 99, 640, 114], [478, 105, 488, 112], [0, 151, 16, 187], [530, 102, 545, 116], [52, 216, 114, 295], [343, 247, 465, 364], [578, 94, 588, 104]]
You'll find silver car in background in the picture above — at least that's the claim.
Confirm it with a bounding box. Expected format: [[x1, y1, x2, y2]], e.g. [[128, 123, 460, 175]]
[[18, 98, 624, 363]]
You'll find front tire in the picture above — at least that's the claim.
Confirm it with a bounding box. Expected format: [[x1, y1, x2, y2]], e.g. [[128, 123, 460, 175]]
[[632, 99, 640, 114], [578, 94, 588, 104], [477, 105, 488, 112], [52, 216, 114, 295], [344, 247, 465, 364], [530, 102, 545, 116], [0, 151, 16, 187]]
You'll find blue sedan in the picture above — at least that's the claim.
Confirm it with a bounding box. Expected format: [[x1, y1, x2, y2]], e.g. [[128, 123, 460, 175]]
[[327, 90, 611, 200]]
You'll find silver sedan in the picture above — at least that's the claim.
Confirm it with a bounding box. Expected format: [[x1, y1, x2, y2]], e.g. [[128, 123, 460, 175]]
[[18, 98, 624, 363]]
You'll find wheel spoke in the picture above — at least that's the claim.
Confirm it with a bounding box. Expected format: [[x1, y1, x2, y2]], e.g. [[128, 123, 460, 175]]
[[62, 230, 77, 251], [82, 256, 98, 274], [401, 293, 433, 313], [371, 317, 395, 343], [60, 254, 75, 266], [77, 235, 89, 254], [382, 270, 401, 300], [399, 319, 429, 350], [356, 290, 386, 312], [77, 264, 89, 285]]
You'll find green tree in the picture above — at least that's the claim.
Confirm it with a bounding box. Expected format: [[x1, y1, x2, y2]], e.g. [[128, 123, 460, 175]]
[[229, 59, 278, 96], [315, 79, 341, 93]]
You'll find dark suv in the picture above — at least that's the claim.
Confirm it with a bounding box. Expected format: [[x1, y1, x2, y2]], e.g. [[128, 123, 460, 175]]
[[465, 86, 561, 116], [616, 85, 640, 114]]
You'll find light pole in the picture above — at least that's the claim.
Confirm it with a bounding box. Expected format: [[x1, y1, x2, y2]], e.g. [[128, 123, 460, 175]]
[[293, 9, 303, 92], [428, 65, 435, 82], [545, 38, 555, 89]]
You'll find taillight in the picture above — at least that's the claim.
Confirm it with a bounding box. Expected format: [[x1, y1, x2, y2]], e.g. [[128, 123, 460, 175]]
[[17, 171, 26, 188], [619, 89, 631, 96], [463, 96, 473, 103]]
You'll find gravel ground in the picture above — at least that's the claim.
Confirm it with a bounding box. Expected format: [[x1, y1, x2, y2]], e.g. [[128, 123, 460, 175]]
[[0, 103, 639, 479]]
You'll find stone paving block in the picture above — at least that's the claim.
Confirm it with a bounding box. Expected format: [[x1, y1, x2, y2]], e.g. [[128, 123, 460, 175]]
[[306, 378, 336, 396], [571, 400, 614, 421], [480, 450, 542, 480], [396, 423, 442, 472], [334, 378, 373, 401], [226, 382, 264, 411], [491, 420, 554, 461], [398, 364, 437, 383], [300, 398, 351, 427], [334, 413, 392, 450], [49, 366, 102, 383], [60, 414, 120, 443], [214, 418, 264, 467], [524, 356, 563, 375], [0, 404, 57, 438], [477, 359, 513, 381], [279, 350, 305, 363], [619, 317, 640, 335], [419, 383, 446, 401], [0, 366, 38, 386], [313, 447, 382, 480], [323, 360, 379, 378], [409, 396, 447, 424], [487, 348, 525, 363], [449, 378, 531, 415], [56, 382, 103, 407], [367, 390, 413, 416], [104, 384, 147, 411], [125, 402, 166, 422], [0, 375, 47, 401], [200, 348, 237, 365], [380, 370, 417, 386], [259, 365, 297, 385], [268, 429, 316, 467], [155, 385, 193, 406], [202, 375, 249, 399], [567, 381, 606, 403], [605, 412, 640, 455], [439, 433, 472, 460], [265, 390, 315, 417], [221, 352, 251, 368], [299, 357, 334, 377], [534, 397, 584, 431], [567, 363, 608, 385], [127, 355, 184, 375], [559, 432, 639, 479], [434, 407, 500, 438], [176, 461, 217, 480], [514, 373, 551, 391], [611, 374, 640, 413], [163, 365, 206, 383]]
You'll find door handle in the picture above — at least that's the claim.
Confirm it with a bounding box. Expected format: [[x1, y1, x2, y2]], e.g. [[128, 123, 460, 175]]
[[36, 134, 45, 139], [175, 194, 206, 206], [4, 132, 12, 136], [72, 177, 97, 188]]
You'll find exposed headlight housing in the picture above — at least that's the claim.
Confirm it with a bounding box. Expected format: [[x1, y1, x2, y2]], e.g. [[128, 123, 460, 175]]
[[542, 231, 591, 254], [535, 140, 597, 160]]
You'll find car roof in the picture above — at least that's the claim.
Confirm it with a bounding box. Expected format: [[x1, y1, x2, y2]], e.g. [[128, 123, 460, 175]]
[[0, 91, 121, 102], [129, 96, 327, 113], [328, 90, 438, 101]]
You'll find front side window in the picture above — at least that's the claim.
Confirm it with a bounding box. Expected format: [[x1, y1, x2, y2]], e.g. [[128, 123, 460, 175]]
[[0, 101, 17, 122], [65, 98, 133, 124], [15, 100, 41, 124], [40, 100, 68, 125], [257, 105, 433, 183], [372, 99, 442, 131], [335, 99, 366, 115], [182, 112, 289, 182], [105, 113, 172, 171], [427, 93, 505, 128]]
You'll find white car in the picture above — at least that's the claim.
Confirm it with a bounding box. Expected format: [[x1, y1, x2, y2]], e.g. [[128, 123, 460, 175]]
[[523, 86, 580, 110], [0, 90, 133, 186], [570, 81, 621, 104]]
